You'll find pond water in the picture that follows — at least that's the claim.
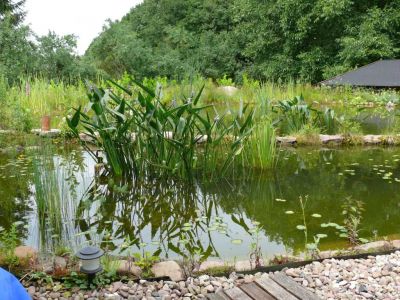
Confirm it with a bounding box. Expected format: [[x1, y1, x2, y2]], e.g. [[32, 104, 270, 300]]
[[1, 139, 400, 262]]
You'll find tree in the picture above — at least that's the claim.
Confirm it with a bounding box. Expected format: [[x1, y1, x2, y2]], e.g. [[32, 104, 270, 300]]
[[0, 0, 25, 25], [35, 31, 80, 79], [85, 0, 400, 82]]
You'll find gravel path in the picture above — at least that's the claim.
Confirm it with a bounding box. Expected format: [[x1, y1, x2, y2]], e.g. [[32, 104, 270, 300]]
[[285, 251, 400, 300], [27, 251, 400, 299]]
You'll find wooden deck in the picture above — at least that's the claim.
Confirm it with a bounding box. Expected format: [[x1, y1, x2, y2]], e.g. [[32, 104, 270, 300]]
[[207, 273, 321, 300]]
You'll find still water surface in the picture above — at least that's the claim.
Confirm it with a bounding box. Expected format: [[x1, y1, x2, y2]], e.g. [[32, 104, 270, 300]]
[[0, 143, 399, 261]]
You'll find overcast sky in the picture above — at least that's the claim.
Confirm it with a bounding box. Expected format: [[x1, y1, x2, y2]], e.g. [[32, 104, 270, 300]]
[[24, 0, 143, 54]]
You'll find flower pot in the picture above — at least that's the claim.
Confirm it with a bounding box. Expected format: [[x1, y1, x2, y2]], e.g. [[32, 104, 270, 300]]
[[41, 115, 51, 132]]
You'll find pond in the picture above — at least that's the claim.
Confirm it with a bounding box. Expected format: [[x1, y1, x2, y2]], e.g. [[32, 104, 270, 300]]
[[1, 138, 400, 262]]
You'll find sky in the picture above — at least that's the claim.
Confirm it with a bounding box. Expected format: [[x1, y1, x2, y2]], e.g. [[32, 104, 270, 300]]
[[24, 0, 143, 54]]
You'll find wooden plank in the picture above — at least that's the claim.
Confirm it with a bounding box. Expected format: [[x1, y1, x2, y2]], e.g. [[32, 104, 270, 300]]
[[208, 292, 232, 300], [207, 293, 230, 300], [225, 287, 253, 300], [270, 273, 321, 300], [256, 277, 298, 300], [240, 282, 276, 300]]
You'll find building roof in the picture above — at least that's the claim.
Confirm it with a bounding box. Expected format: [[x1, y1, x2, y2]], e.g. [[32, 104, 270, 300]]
[[320, 59, 400, 87]]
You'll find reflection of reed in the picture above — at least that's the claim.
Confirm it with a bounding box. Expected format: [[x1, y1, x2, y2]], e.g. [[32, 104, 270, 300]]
[[75, 177, 224, 261], [32, 145, 88, 253]]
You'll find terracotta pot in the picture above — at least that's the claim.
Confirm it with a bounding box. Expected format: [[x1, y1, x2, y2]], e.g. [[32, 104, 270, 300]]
[[41, 115, 51, 132]]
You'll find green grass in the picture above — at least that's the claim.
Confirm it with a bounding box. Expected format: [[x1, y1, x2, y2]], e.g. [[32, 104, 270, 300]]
[[0, 75, 399, 132]]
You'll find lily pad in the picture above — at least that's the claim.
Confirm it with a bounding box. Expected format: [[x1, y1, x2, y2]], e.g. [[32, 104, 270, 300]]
[[296, 225, 306, 230]]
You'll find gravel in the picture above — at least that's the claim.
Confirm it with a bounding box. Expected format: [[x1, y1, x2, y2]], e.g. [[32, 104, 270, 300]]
[[285, 251, 400, 300], [26, 251, 400, 299]]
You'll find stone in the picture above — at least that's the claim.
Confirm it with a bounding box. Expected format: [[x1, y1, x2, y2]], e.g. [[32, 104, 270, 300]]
[[318, 250, 340, 259], [38, 129, 62, 138], [391, 240, 400, 249], [234, 260, 263, 272], [27, 286, 36, 296], [79, 133, 97, 143], [49, 292, 61, 299], [198, 260, 226, 272], [285, 269, 300, 277], [111, 281, 124, 293], [54, 256, 67, 269], [277, 136, 297, 145], [151, 261, 184, 281], [320, 134, 344, 144], [363, 135, 382, 144], [116, 260, 142, 277], [355, 241, 391, 252], [218, 86, 239, 96], [14, 246, 38, 261]]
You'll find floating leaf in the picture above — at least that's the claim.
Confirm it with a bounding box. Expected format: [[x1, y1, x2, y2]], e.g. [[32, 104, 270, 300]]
[[316, 233, 328, 238], [231, 239, 243, 245], [275, 198, 287, 202]]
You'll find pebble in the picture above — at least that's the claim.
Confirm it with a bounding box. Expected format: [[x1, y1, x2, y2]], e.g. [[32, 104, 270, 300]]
[[24, 251, 400, 300], [285, 251, 400, 300]]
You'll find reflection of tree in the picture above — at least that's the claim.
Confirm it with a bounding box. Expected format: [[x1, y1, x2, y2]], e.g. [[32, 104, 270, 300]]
[[0, 154, 32, 240], [76, 177, 222, 260], [210, 148, 400, 252]]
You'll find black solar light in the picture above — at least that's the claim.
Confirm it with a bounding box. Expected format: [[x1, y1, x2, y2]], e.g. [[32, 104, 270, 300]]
[[76, 246, 104, 284]]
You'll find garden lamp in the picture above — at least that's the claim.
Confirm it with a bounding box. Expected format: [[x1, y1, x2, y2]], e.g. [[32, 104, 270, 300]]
[[76, 246, 104, 284]]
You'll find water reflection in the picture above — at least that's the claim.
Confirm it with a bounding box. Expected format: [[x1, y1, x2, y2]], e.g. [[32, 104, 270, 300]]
[[1, 144, 400, 260]]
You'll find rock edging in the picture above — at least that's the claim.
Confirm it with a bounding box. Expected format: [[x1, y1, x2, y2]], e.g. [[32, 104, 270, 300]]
[[277, 134, 400, 146]]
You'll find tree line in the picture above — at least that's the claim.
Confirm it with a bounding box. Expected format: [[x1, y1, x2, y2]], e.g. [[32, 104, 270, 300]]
[[2, 0, 400, 84]]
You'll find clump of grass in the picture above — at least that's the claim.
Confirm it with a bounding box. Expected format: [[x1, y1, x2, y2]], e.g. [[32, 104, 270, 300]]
[[295, 124, 321, 145], [244, 117, 276, 169], [195, 265, 234, 276]]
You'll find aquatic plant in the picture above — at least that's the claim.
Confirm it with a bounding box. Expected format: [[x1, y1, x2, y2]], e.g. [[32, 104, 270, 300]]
[[341, 197, 368, 245], [248, 221, 263, 269], [244, 117, 276, 169], [288, 196, 328, 258], [318, 108, 338, 134], [0, 222, 20, 269], [320, 197, 368, 247], [274, 95, 315, 134], [133, 251, 159, 278], [67, 79, 255, 179]]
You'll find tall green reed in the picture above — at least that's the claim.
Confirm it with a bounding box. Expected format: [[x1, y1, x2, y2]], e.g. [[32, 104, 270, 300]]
[[67, 79, 255, 180]]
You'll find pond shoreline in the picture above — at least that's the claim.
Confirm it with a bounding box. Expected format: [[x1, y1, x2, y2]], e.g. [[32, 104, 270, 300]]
[[23, 245, 400, 299], [25, 129, 400, 147]]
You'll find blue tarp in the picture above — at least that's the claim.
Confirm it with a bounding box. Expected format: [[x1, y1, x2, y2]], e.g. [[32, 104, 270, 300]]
[[0, 268, 31, 300]]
